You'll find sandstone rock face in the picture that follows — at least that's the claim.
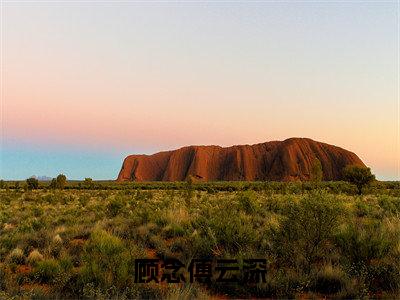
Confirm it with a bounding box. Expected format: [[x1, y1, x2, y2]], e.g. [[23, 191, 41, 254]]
[[117, 138, 366, 182]]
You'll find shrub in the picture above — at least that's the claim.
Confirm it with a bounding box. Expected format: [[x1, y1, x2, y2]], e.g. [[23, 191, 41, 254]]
[[135, 190, 154, 201], [335, 220, 400, 293], [33, 259, 61, 283], [8, 248, 25, 265], [49, 178, 57, 189], [106, 198, 124, 217], [162, 224, 185, 238], [313, 264, 346, 294], [78, 194, 90, 206], [27, 249, 44, 265], [57, 174, 67, 188], [26, 177, 39, 190], [367, 262, 400, 292], [84, 178, 94, 188], [81, 230, 132, 289], [53, 234, 63, 244], [50, 174, 67, 189], [336, 223, 391, 268], [273, 191, 343, 272], [196, 210, 257, 254], [50, 235, 63, 257], [68, 239, 85, 267], [378, 195, 400, 215], [237, 191, 257, 213]]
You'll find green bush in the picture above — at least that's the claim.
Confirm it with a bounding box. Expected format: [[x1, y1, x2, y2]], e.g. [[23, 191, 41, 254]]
[[335, 223, 394, 269], [378, 195, 400, 215], [273, 191, 343, 272], [162, 224, 185, 238], [81, 230, 133, 289], [335, 220, 400, 292], [7, 248, 25, 265], [50, 174, 67, 189], [237, 191, 257, 213], [34, 259, 61, 283], [26, 177, 39, 190], [195, 210, 257, 254], [106, 198, 124, 217], [84, 178, 94, 188]]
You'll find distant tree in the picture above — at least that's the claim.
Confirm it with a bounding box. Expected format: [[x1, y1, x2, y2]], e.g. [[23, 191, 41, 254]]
[[14, 181, 20, 189], [343, 165, 375, 195], [49, 178, 57, 189], [84, 178, 93, 188], [26, 177, 39, 190], [56, 174, 67, 189], [49, 174, 67, 189], [0, 180, 5, 189], [310, 158, 323, 182]]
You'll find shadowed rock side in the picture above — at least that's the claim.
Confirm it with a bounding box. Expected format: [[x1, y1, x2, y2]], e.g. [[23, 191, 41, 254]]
[[117, 138, 366, 182]]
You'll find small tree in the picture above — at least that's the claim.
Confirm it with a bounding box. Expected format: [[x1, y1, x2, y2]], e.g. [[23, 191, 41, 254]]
[[49, 178, 57, 189], [84, 178, 93, 188], [49, 174, 67, 189], [56, 174, 67, 189], [0, 180, 5, 189], [310, 158, 323, 182], [26, 177, 39, 190], [343, 165, 375, 195]]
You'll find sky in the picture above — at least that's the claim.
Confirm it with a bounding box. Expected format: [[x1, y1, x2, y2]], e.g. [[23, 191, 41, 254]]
[[0, 1, 399, 180]]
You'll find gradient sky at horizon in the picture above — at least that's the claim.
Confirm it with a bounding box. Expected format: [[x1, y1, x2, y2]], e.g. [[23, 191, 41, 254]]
[[1, 1, 399, 180]]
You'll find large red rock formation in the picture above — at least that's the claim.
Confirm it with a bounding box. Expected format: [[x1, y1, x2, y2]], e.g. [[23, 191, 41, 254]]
[[117, 138, 366, 182]]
